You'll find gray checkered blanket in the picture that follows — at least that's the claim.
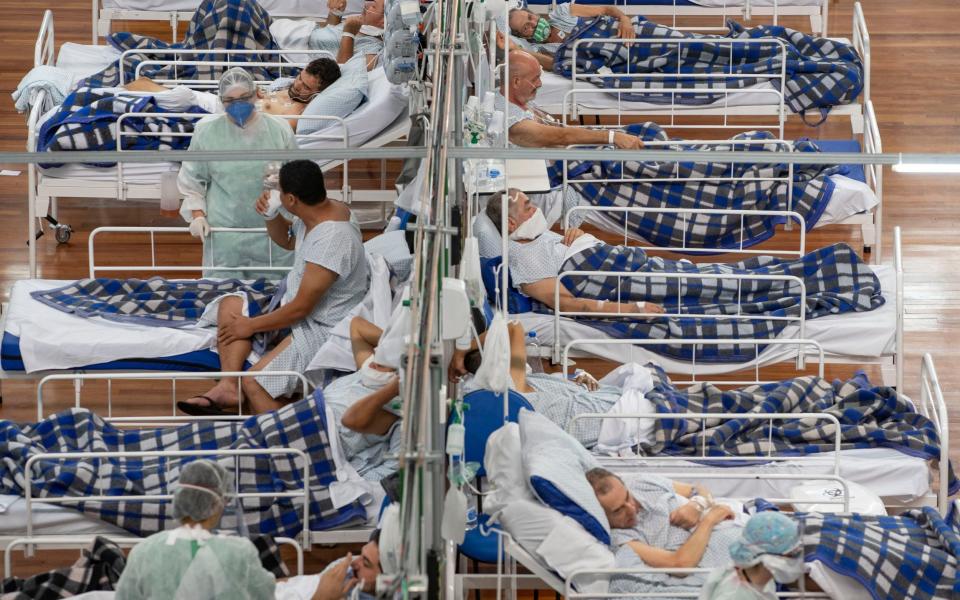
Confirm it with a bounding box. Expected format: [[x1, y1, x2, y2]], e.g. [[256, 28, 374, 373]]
[[0, 392, 366, 537], [534, 242, 882, 362], [31, 277, 278, 328]]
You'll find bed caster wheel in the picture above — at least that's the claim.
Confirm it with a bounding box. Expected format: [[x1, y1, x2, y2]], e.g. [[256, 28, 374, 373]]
[[54, 225, 73, 244]]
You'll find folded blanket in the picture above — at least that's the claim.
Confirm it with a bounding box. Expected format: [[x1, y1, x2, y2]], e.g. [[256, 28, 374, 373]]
[[532, 242, 883, 362], [11, 65, 76, 114], [31, 277, 277, 327], [0, 393, 366, 537], [554, 17, 863, 120], [36, 87, 208, 168], [634, 366, 958, 492], [547, 122, 838, 251], [78, 0, 287, 90]]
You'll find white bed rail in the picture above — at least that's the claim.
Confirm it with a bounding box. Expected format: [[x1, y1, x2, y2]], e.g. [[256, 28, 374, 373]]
[[87, 226, 293, 278], [918, 353, 950, 513], [114, 111, 352, 202], [552, 270, 808, 365], [23, 447, 313, 548], [563, 206, 806, 256], [862, 99, 882, 262], [34, 10, 56, 69], [561, 338, 825, 385], [566, 37, 788, 139], [4, 535, 304, 578], [37, 371, 313, 422], [118, 48, 317, 87], [894, 226, 903, 393], [852, 2, 870, 109]]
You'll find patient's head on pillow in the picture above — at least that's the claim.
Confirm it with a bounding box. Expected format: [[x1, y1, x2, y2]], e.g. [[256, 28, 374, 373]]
[[289, 57, 342, 104], [586, 467, 639, 529], [485, 188, 548, 242], [279, 160, 327, 208]]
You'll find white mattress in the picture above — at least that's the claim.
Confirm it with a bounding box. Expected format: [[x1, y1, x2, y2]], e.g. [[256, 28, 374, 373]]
[[101, 0, 364, 18], [603, 447, 930, 502], [4, 279, 216, 373], [581, 173, 878, 237], [0, 495, 129, 536], [517, 263, 896, 374]]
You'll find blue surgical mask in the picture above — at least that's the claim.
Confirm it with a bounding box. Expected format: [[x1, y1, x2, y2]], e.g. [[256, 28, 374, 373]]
[[225, 101, 255, 128]]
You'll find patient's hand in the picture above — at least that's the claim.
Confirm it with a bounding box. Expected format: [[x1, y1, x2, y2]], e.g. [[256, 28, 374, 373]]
[[572, 370, 599, 391], [563, 228, 586, 246], [668, 503, 702, 530], [701, 505, 735, 526], [312, 554, 358, 600], [449, 349, 467, 382], [343, 15, 363, 35], [612, 132, 643, 150], [618, 16, 635, 40], [218, 315, 255, 345], [327, 0, 348, 12]]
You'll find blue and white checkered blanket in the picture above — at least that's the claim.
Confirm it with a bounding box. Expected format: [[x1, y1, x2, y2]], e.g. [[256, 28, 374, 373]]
[[638, 366, 958, 492], [79, 0, 287, 90], [31, 277, 278, 327], [554, 17, 863, 120], [533, 242, 883, 362], [37, 87, 208, 168], [799, 507, 960, 599], [547, 123, 838, 251], [0, 391, 366, 537]]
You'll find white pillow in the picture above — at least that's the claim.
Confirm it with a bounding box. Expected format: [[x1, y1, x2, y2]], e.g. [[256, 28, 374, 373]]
[[297, 57, 368, 136], [519, 409, 610, 545], [498, 500, 614, 595], [483, 423, 535, 513]]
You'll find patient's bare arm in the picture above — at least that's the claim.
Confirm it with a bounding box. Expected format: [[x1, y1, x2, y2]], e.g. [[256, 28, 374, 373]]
[[123, 77, 170, 92]]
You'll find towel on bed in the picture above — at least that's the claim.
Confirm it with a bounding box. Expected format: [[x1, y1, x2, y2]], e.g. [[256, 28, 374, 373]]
[[532, 242, 883, 362], [36, 87, 208, 168], [30, 277, 277, 327], [0, 393, 366, 538], [553, 16, 863, 120], [546, 122, 838, 251], [78, 0, 287, 90], [632, 366, 959, 493]]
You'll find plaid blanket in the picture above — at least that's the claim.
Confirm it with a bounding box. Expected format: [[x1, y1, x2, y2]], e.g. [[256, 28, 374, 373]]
[[0, 535, 289, 599], [31, 277, 278, 327], [638, 367, 959, 493], [546, 122, 838, 251], [534, 242, 883, 362], [36, 87, 208, 168], [0, 392, 366, 537], [78, 0, 286, 90], [554, 16, 863, 120], [799, 507, 960, 599]]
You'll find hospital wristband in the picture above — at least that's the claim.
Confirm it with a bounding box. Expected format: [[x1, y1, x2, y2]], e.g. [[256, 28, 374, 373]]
[[330, 9, 344, 16], [607, 130, 615, 145], [342, 31, 356, 39]]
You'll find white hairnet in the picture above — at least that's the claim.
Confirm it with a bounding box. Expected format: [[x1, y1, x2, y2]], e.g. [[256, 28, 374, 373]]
[[219, 67, 256, 100], [173, 460, 230, 522]]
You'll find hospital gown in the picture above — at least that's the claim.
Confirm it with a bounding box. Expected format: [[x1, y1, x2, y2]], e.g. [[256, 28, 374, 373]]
[[609, 474, 743, 592], [508, 3, 579, 55], [507, 231, 568, 287], [324, 371, 403, 481], [522, 373, 619, 447], [254, 218, 369, 398]]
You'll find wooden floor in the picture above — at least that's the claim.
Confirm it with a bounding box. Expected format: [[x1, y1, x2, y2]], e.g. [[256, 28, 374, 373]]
[[1, 0, 959, 580]]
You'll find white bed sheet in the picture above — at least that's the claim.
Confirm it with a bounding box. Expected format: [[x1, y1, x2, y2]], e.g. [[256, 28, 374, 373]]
[[603, 447, 929, 502], [101, 0, 364, 18], [581, 173, 878, 239], [517, 264, 896, 374], [0, 495, 129, 536], [4, 279, 215, 373]]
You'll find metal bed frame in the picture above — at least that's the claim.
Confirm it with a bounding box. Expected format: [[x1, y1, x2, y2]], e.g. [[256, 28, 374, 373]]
[[557, 100, 884, 262], [533, 226, 904, 390], [511, 3, 869, 137], [525, 0, 830, 37]]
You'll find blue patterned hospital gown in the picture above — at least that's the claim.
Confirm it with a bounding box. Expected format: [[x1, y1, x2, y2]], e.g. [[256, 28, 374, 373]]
[[511, 3, 580, 54], [309, 25, 384, 62], [255, 218, 369, 398], [609, 474, 743, 595], [324, 371, 403, 482], [522, 373, 620, 447], [507, 231, 568, 287]]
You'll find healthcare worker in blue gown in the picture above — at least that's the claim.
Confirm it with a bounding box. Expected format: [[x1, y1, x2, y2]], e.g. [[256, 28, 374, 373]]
[[178, 67, 299, 280]]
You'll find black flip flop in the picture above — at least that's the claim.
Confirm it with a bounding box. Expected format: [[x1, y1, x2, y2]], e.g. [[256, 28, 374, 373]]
[[177, 395, 232, 417]]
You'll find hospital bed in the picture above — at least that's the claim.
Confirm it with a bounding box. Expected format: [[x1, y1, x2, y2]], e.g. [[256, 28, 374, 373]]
[[92, 0, 367, 43], [509, 3, 869, 137], [25, 11, 413, 277], [0, 370, 378, 549], [524, 0, 830, 37], [557, 102, 884, 262]]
